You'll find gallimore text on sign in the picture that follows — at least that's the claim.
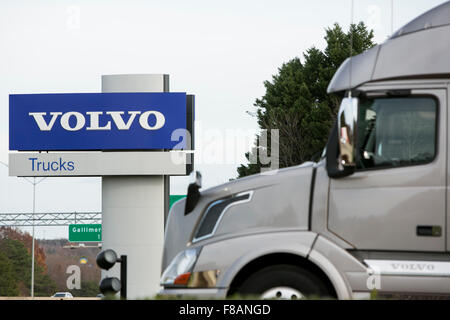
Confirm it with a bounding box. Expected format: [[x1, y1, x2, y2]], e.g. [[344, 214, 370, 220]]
[[69, 224, 102, 242], [9, 92, 192, 151]]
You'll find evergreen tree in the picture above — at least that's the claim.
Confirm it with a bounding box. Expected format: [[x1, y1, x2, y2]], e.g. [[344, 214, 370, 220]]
[[0, 251, 19, 296], [0, 230, 57, 296], [71, 281, 101, 297], [0, 238, 31, 295], [238, 22, 375, 177]]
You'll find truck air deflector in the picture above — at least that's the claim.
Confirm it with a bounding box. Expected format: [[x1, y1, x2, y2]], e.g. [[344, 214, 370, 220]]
[[327, 2, 450, 94], [391, 1, 450, 39], [192, 191, 253, 243]]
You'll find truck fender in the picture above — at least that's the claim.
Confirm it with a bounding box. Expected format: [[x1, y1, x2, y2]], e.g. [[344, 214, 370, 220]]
[[307, 235, 368, 299]]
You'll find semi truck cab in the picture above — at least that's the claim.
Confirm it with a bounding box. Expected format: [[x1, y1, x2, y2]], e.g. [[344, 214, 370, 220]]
[[160, 2, 450, 299]]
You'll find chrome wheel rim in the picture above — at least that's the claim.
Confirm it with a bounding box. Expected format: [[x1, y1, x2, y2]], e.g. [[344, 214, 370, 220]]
[[261, 287, 304, 300]]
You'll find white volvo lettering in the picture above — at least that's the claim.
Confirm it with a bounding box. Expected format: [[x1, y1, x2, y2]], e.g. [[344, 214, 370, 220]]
[[28, 112, 62, 131], [106, 111, 141, 130], [60, 112, 85, 131], [28, 110, 166, 131], [86, 111, 111, 130], [139, 111, 165, 130]]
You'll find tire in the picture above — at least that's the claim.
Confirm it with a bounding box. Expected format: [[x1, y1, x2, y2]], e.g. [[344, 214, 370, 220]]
[[237, 264, 333, 299]]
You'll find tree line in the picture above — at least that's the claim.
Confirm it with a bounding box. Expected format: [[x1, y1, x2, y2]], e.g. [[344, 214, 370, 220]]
[[0, 227, 101, 297], [0, 227, 56, 296]]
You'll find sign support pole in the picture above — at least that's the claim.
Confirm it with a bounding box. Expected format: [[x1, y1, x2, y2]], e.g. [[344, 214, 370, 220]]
[[31, 178, 35, 297], [120, 255, 127, 300], [101, 74, 169, 299]]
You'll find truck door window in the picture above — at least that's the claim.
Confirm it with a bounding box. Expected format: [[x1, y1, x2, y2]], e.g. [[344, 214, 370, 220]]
[[356, 97, 437, 170]]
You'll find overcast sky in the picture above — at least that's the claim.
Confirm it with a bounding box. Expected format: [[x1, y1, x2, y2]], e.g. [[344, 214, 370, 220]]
[[0, 0, 447, 239]]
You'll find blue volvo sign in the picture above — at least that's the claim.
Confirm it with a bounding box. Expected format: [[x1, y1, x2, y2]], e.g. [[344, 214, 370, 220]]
[[9, 92, 190, 151]]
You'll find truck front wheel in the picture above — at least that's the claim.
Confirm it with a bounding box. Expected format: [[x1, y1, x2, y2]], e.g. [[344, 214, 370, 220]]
[[237, 264, 333, 299]]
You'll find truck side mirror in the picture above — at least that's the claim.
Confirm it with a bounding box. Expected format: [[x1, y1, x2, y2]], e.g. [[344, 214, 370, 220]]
[[326, 97, 358, 179], [337, 97, 358, 167], [185, 171, 202, 215]]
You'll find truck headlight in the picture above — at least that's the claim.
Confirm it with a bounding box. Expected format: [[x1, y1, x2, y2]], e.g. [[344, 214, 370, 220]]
[[160, 247, 201, 287]]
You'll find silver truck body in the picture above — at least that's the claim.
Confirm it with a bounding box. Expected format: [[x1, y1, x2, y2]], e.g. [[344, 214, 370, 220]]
[[160, 2, 450, 299]]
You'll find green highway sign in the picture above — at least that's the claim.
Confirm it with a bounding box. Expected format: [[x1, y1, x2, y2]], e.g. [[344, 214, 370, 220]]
[[67, 197, 184, 242], [69, 224, 102, 242]]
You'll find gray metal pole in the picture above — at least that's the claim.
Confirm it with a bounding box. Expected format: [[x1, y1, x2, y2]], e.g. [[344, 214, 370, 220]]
[[391, 0, 394, 35], [1, 161, 36, 297], [1, 161, 43, 297], [31, 178, 35, 297]]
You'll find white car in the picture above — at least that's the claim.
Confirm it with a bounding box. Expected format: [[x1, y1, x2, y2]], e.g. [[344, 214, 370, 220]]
[[51, 292, 73, 298]]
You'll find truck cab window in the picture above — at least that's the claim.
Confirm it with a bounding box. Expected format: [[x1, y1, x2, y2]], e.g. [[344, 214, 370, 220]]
[[356, 97, 437, 170]]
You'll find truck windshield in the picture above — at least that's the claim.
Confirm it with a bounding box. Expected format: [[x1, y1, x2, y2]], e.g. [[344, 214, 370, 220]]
[[356, 96, 437, 170]]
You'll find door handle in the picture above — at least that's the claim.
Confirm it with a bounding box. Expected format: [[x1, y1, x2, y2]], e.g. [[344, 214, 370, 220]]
[[416, 225, 442, 237]]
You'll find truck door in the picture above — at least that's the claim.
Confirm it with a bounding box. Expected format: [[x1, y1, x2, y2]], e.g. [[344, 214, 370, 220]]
[[328, 88, 446, 252]]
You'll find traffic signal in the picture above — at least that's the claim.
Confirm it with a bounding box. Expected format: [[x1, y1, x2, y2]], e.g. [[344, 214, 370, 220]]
[[96, 249, 127, 299]]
